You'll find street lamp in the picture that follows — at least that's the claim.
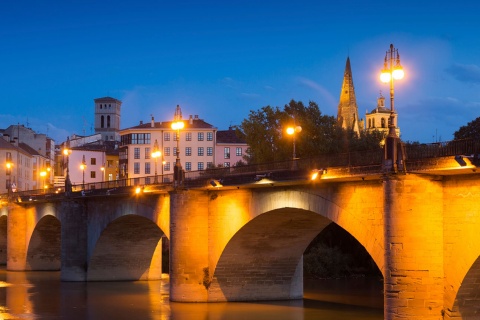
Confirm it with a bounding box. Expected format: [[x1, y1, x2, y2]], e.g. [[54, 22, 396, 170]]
[[63, 144, 72, 194], [152, 139, 161, 184], [80, 155, 87, 190], [5, 159, 12, 200], [40, 169, 47, 193], [101, 165, 105, 182], [286, 125, 302, 160], [171, 119, 184, 188], [380, 43, 405, 172]]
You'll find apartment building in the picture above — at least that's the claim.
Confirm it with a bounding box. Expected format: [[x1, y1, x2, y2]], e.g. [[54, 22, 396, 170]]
[[215, 127, 248, 167]]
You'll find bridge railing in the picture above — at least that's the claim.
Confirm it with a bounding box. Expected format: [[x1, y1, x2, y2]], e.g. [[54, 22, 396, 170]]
[[405, 139, 480, 159]]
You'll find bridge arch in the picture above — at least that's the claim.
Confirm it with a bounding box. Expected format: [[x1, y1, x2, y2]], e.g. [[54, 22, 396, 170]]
[[26, 215, 61, 270], [451, 256, 480, 317], [207, 184, 384, 301], [87, 214, 165, 281]]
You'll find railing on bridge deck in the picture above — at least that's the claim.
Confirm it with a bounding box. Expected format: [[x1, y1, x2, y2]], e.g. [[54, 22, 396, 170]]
[[2, 139, 479, 202]]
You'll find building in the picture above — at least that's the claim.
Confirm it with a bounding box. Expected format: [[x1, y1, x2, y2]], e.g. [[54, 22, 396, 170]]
[[94, 97, 122, 142], [337, 57, 364, 134], [119, 105, 219, 181], [0, 138, 35, 193], [215, 127, 248, 167], [365, 93, 400, 138]]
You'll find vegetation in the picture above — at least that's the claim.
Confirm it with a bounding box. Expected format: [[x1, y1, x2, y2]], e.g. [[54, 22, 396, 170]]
[[454, 116, 480, 140], [239, 100, 384, 164], [304, 223, 381, 279]]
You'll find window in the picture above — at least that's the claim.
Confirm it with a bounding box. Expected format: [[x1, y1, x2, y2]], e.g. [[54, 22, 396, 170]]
[[101, 115, 105, 128], [224, 162, 230, 168], [164, 162, 171, 172], [91, 171, 96, 178], [207, 132, 213, 141], [145, 147, 151, 159], [207, 162, 213, 169], [145, 177, 151, 184], [164, 132, 170, 141], [145, 162, 151, 174], [236, 147, 242, 156], [173, 147, 177, 157], [198, 147, 204, 156], [198, 132, 204, 141], [134, 162, 140, 174], [185, 147, 192, 156], [224, 147, 230, 159], [207, 147, 213, 156], [164, 147, 170, 156], [186, 132, 192, 141], [91, 158, 96, 165], [381, 118, 386, 128], [198, 162, 204, 170], [185, 162, 191, 171], [134, 148, 140, 159], [173, 132, 178, 141], [107, 160, 114, 168], [107, 115, 111, 128], [121, 133, 151, 145]]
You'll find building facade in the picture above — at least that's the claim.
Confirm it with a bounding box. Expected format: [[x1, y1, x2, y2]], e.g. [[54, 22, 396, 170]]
[[119, 105, 219, 182], [215, 127, 248, 167], [94, 97, 121, 142], [365, 94, 400, 138]]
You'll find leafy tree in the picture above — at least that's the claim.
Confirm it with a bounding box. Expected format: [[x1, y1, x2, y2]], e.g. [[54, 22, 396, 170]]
[[454, 116, 480, 140], [240, 99, 384, 164]]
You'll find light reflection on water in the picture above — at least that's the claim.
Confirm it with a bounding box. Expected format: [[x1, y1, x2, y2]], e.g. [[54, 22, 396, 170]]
[[0, 269, 383, 320]]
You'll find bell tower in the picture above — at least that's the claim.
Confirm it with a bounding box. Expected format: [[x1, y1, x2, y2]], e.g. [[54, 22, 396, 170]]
[[94, 97, 122, 141], [337, 57, 363, 134]]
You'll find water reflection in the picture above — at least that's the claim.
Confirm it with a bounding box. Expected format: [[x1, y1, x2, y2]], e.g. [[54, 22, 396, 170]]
[[0, 269, 383, 319]]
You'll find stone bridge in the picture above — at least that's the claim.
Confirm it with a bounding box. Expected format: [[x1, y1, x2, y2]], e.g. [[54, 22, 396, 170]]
[[0, 151, 479, 320]]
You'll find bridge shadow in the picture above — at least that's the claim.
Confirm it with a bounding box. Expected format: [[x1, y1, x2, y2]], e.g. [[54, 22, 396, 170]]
[[26, 215, 61, 270], [87, 215, 165, 281], [454, 256, 480, 318]]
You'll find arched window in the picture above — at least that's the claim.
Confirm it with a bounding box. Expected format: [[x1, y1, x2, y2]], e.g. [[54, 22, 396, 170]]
[[107, 115, 111, 128], [368, 119, 371, 128], [381, 118, 386, 128], [101, 115, 104, 128], [372, 118, 375, 128]]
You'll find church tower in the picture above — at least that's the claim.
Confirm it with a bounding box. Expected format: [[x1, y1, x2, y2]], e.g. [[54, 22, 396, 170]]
[[337, 57, 363, 134], [94, 97, 122, 141]]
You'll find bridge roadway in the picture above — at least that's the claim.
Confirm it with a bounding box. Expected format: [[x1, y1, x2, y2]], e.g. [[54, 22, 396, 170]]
[[0, 150, 479, 320]]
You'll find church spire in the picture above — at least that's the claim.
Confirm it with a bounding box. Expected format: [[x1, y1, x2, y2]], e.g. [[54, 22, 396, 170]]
[[337, 57, 362, 134]]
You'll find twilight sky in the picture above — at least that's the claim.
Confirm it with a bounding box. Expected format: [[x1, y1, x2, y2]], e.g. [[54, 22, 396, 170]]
[[1, 1, 479, 144]]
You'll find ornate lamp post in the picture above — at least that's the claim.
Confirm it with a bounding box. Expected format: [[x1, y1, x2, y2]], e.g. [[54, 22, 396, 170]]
[[286, 125, 302, 170], [152, 139, 161, 184], [171, 120, 184, 188], [80, 155, 87, 190], [40, 169, 47, 193], [5, 158, 12, 200], [63, 143, 72, 194], [380, 43, 404, 172]]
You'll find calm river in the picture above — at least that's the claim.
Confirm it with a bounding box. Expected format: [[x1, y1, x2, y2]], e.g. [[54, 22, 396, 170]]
[[0, 269, 383, 319]]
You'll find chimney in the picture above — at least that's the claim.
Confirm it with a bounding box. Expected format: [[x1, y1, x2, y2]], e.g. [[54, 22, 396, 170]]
[[194, 115, 199, 120], [140, 120, 143, 125], [189, 115, 193, 125], [151, 116, 155, 128]]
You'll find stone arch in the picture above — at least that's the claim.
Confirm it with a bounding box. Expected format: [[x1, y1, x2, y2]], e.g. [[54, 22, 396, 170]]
[[87, 214, 165, 281], [209, 186, 384, 301], [450, 256, 480, 318], [26, 215, 61, 270], [0, 215, 6, 264]]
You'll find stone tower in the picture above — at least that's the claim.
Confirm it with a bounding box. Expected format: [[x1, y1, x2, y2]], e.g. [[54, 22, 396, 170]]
[[94, 97, 122, 141], [337, 57, 363, 134]]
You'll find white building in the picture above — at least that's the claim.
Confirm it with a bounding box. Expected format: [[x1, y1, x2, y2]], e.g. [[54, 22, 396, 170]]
[[365, 94, 400, 138], [119, 105, 218, 182]]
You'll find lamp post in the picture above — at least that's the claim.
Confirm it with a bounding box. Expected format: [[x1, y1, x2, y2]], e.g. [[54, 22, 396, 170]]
[[101, 165, 105, 182], [63, 144, 72, 194], [152, 139, 161, 184], [171, 120, 184, 188], [286, 125, 302, 169], [40, 169, 47, 193], [380, 43, 404, 172], [80, 155, 87, 190], [5, 158, 12, 201]]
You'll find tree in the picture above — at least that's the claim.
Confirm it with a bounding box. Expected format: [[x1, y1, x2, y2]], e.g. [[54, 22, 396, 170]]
[[454, 116, 480, 140]]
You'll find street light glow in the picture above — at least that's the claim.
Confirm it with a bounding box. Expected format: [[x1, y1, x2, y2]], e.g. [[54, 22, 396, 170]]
[[171, 121, 184, 130]]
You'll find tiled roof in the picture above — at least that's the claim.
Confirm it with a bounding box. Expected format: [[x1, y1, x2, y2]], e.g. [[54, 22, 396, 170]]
[[216, 129, 246, 144], [126, 118, 216, 130]]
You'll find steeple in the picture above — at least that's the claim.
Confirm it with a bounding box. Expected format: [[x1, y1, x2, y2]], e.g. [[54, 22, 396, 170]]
[[337, 57, 362, 134], [174, 104, 183, 120]]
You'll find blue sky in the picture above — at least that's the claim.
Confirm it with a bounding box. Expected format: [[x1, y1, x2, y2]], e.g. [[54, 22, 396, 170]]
[[1, 1, 479, 144]]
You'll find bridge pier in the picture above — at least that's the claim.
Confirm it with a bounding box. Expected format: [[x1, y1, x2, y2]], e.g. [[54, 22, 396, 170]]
[[384, 175, 444, 319], [7, 204, 28, 271], [169, 190, 209, 301], [60, 201, 88, 281]]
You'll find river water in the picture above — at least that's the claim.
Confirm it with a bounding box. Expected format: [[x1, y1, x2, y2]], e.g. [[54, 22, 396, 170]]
[[0, 269, 383, 319]]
